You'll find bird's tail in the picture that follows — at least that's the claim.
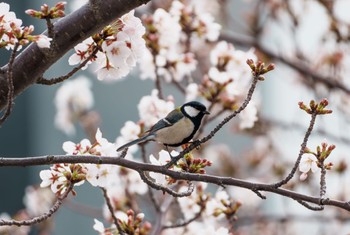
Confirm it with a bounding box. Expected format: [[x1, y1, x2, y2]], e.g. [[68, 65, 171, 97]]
[[117, 134, 154, 152]]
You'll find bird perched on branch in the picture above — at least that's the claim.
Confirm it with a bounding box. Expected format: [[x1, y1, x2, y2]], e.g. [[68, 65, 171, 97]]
[[117, 101, 210, 152]]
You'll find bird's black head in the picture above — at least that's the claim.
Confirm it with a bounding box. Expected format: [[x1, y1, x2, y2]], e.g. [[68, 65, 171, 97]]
[[181, 101, 210, 119]]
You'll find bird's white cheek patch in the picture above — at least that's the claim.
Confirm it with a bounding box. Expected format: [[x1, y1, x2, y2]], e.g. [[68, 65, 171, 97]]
[[184, 106, 200, 117]]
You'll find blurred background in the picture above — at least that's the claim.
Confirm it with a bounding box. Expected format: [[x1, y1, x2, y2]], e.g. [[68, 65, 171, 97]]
[[1, 0, 350, 234]]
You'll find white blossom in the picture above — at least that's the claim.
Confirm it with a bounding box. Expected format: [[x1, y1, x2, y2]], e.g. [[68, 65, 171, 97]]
[[239, 101, 258, 129], [149, 150, 178, 185], [54, 76, 94, 135], [23, 186, 55, 216], [185, 83, 199, 102], [299, 154, 319, 180], [177, 182, 207, 220], [138, 90, 174, 127], [93, 218, 106, 234]]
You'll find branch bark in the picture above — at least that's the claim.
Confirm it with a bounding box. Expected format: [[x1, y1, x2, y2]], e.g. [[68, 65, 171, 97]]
[[1, 155, 349, 212], [0, 0, 150, 111]]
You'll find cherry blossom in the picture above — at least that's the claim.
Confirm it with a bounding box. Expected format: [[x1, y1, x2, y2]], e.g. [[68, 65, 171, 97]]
[[23, 186, 55, 217], [115, 121, 141, 154], [177, 182, 207, 220], [68, 37, 95, 69], [54, 76, 94, 135], [299, 154, 319, 181], [149, 150, 178, 185], [239, 101, 258, 129], [137, 90, 174, 127], [68, 10, 146, 81]]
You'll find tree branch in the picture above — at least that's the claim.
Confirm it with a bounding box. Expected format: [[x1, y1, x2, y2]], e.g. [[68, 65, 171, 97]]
[[0, 0, 151, 111], [270, 112, 317, 188], [101, 187, 125, 235], [138, 171, 194, 197], [1, 155, 350, 212], [0, 43, 19, 126]]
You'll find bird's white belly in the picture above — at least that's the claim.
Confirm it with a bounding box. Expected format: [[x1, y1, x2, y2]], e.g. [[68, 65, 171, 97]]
[[155, 118, 194, 145]]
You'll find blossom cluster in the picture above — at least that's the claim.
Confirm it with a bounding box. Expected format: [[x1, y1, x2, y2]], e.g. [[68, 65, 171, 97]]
[[165, 183, 239, 235], [140, 0, 221, 83], [0, 2, 52, 50], [68, 10, 146, 81]]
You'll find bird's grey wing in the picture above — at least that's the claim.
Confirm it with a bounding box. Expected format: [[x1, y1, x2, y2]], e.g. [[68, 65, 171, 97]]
[[147, 109, 184, 133]]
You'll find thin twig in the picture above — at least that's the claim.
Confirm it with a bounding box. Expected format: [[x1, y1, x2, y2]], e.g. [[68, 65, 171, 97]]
[[138, 171, 194, 197], [0, 43, 19, 126], [320, 163, 327, 200], [162, 206, 204, 230], [171, 79, 186, 94], [297, 200, 323, 211], [140, 144, 161, 212], [101, 187, 125, 235], [0, 183, 73, 226], [45, 18, 55, 39], [36, 46, 99, 85], [270, 112, 317, 188], [152, 54, 163, 99]]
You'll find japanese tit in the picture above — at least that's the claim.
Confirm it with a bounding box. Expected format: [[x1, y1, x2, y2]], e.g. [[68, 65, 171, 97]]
[[117, 101, 210, 152]]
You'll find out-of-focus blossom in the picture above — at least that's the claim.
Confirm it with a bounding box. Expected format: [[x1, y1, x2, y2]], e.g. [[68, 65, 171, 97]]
[[239, 101, 258, 129], [205, 190, 229, 219], [185, 222, 230, 235], [116, 121, 141, 154], [185, 83, 199, 102], [93, 218, 114, 235], [299, 154, 319, 181], [177, 182, 207, 220], [54, 76, 94, 135], [152, 8, 181, 49], [138, 90, 174, 127], [140, 0, 220, 82], [23, 186, 55, 217], [209, 41, 256, 87]]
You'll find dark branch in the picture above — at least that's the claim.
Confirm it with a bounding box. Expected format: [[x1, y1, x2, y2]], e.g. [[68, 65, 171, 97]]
[[0, 0, 151, 111], [101, 187, 125, 235], [1, 155, 350, 212], [138, 171, 194, 197], [0, 43, 19, 126]]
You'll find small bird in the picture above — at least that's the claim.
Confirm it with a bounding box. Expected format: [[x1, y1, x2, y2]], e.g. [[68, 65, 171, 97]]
[[117, 101, 210, 152]]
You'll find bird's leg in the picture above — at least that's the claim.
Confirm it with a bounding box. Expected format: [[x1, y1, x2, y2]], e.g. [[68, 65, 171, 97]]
[[165, 145, 174, 158], [188, 140, 201, 150]]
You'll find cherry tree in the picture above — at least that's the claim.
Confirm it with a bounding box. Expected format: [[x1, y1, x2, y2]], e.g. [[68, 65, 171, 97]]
[[1, 0, 350, 234]]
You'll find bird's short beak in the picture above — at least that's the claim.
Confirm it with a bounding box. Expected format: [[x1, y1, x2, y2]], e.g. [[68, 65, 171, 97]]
[[204, 110, 210, 115]]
